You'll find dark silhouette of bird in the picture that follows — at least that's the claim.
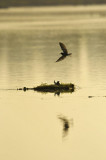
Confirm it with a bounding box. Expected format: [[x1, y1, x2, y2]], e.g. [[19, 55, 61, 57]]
[[56, 42, 72, 62], [58, 115, 73, 138], [54, 80, 60, 85]]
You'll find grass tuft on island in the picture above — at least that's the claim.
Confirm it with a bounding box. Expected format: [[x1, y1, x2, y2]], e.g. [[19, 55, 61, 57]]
[[17, 83, 75, 93]]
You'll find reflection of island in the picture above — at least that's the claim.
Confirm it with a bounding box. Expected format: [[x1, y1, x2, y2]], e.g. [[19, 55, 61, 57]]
[[58, 115, 73, 138]]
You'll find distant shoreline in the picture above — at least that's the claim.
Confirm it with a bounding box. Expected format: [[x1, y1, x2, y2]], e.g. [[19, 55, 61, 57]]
[[0, 4, 106, 11], [0, 3, 106, 9]]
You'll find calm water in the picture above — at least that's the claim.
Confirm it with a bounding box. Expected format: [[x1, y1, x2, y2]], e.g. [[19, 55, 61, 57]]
[[0, 5, 106, 160]]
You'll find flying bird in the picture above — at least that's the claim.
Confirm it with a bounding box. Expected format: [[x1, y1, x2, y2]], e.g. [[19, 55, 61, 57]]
[[56, 42, 72, 62]]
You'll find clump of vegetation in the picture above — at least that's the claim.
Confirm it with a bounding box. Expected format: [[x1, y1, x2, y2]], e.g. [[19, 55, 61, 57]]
[[34, 83, 74, 92], [17, 82, 75, 93]]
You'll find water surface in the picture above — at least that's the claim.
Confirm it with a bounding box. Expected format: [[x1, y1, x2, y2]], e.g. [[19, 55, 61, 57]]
[[0, 5, 106, 160]]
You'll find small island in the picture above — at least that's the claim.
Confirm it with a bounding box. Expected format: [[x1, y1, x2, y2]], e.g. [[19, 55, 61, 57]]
[[17, 82, 75, 94]]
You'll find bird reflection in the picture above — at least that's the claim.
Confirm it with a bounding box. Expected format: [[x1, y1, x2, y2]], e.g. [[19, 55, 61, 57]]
[[54, 91, 60, 96], [58, 115, 73, 138], [56, 42, 72, 62]]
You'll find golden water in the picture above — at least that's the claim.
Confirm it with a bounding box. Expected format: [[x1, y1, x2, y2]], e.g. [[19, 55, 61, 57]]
[[0, 5, 106, 160]]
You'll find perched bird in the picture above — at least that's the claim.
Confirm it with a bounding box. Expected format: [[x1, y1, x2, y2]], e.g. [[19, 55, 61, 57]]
[[56, 42, 72, 62], [54, 80, 60, 85]]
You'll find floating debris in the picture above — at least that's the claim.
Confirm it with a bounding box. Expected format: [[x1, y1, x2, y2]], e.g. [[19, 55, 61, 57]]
[[88, 96, 94, 98]]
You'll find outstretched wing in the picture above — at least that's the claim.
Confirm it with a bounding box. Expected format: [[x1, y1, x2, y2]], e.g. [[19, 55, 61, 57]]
[[56, 55, 66, 62], [59, 42, 68, 54]]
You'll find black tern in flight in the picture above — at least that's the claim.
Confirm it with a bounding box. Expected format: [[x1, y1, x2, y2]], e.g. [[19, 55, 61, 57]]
[[56, 42, 72, 62]]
